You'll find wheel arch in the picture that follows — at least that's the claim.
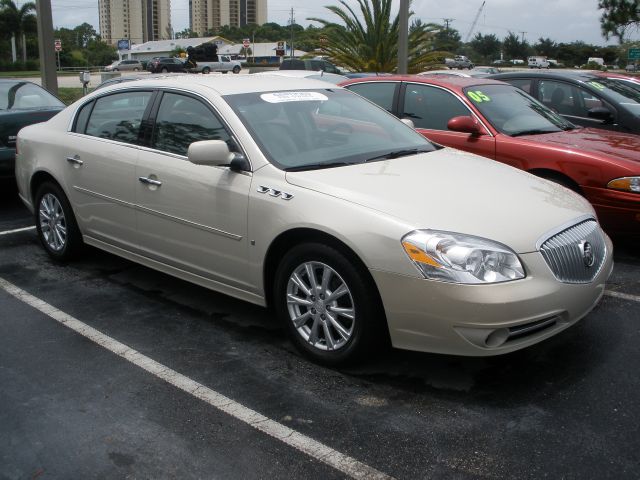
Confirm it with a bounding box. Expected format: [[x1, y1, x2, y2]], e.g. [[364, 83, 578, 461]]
[[30, 170, 64, 204], [263, 227, 386, 316], [528, 168, 582, 193]]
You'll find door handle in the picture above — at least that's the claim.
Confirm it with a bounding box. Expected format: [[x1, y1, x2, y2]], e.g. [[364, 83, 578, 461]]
[[138, 176, 162, 186], [66, 155, 84, 166]]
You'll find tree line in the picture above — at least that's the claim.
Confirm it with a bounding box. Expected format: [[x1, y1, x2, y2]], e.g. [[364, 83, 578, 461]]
[[1, 0, 638, 72]]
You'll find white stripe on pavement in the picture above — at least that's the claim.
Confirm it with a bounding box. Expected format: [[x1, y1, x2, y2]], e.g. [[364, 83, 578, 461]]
[[0, 226, 35, 236], [605, 290, 640, 303], [0, 276, 392, 480]]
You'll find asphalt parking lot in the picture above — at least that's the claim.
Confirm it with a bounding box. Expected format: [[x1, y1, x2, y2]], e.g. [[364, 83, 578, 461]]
[[1, 178, 639, 479]]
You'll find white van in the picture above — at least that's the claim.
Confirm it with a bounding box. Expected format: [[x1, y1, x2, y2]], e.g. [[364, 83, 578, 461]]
[[587, 57, 605, 66], [528, 56, 549, 69]]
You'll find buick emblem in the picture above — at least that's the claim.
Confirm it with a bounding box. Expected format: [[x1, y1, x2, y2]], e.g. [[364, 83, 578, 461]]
[[579, 241, 595, 268]]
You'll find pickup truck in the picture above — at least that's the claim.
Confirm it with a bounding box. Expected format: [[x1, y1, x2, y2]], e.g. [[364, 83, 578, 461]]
[[445, 55, 474, 70], [189, 55, 242, 74]]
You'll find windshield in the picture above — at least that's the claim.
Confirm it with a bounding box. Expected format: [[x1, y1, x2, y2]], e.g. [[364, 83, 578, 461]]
[[0, 82, 64, 110], [463, 84, 575, 136], [602, 77, 640, 94], [584, 77, 640, 110], [224, 89, 435, 170]]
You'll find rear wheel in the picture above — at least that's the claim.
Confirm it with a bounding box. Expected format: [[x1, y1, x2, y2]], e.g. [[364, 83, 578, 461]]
[[134, 67, 139, 71], [232, 65, 241, 74], [161, 67, 168, 73], [35, 182, 83, 261], [274, 243, 386, 366], [202, 67, 211, 74]]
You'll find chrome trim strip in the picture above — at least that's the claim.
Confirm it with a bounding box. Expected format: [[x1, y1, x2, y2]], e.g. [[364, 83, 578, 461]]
[[135, 204, 242, 241], [535, 214, 595, 250], [73, 186, 242, 241], [72, 186, 136, 209]]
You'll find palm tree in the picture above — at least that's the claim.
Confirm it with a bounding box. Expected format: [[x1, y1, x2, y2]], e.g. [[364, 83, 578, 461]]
[[308, 0, 447, 73], [0, 0, 36, 63]]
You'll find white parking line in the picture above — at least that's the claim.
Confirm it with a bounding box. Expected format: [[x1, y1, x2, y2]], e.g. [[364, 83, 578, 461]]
[[605, 290, 640, 303], [0, 276, 392, 480], [0, 226, 35, 236]]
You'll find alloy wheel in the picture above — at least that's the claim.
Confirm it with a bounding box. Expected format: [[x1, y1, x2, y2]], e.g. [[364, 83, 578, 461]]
[[38, 193, 67, 252]]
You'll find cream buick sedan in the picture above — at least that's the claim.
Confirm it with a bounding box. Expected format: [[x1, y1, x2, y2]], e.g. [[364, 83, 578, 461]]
[[15, 75, 613, 365]]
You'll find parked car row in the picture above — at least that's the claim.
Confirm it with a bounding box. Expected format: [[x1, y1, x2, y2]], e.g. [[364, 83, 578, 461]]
[[13, 74, 617, 366], [339, 74, 640, 237]]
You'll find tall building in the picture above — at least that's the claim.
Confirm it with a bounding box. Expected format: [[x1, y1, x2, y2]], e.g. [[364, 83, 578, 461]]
[[190, 0, 267, 36], [99, 0, 172, 45]]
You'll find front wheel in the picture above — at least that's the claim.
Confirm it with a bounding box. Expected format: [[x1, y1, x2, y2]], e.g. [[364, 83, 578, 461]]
[[35, 181, 83, 261], [273, 243, 386, 366], [161, 67, 168, 73], [232, 66, 241, 74], [202, 67, 211, 74]]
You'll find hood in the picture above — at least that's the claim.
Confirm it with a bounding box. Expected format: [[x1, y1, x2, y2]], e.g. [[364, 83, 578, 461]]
[[286, 148, 594, 253], [520, 127, 640, 164]]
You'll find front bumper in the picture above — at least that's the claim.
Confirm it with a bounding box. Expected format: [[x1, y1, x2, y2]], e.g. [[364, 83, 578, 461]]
[[371, 238, 613, 356], [584, 186, 640, 236]]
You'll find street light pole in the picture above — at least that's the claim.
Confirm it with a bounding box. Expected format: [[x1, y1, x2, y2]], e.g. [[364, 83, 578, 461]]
[[36, 0, 58, 94], [398, 0, 409, 74]]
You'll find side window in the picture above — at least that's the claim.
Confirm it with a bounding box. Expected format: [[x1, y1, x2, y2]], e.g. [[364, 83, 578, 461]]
[[347, 82, 397, 113], [151, 93, 231, 156], [402, 84, 470, 130], [85, 91, 152, 144], [539, 80, 602, 117], [73, 101, 93, 134], [505, 78, 533, 94]]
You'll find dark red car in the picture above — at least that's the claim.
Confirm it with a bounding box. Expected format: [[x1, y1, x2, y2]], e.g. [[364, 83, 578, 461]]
[[340, 76, 640, 237]]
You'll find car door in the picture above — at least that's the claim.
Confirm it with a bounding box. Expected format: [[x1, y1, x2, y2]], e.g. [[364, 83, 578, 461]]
[[536, 79, 619, 131], [399, 82, 496, 158], [64, 90, 153, 250], [135, 91, 253, 290]]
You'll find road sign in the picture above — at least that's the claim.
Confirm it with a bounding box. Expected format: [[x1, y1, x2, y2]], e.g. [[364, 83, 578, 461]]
[[276, 41, 285, 56], [54, 39, 62, 52], [117, 39, 130, 51], [629, 48, 640, 60], [243, 38, 250, 48]]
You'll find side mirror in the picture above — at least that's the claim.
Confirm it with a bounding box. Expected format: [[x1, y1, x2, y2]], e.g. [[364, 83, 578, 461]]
[[588, 107, 613, 122], [400, 118, 415, 129], [188, 140, 234, 166], [447, 115, 483, 135]]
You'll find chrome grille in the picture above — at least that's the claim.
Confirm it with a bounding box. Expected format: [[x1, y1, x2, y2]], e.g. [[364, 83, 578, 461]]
[[539, 219, 606, 283]]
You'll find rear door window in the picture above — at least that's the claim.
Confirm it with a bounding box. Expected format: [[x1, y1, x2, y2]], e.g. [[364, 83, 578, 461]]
[[84, 91, 152, 144], [346, 82, 397, 113]]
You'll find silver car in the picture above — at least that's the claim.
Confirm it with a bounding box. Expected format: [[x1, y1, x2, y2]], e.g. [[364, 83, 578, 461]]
[[104, 59, 143, 72], [15, 76, 613, 365]]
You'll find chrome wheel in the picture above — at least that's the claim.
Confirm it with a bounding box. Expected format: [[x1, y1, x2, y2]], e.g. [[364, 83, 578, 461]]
[[286, 261, 355, 351], [38, 193, 67, 252]]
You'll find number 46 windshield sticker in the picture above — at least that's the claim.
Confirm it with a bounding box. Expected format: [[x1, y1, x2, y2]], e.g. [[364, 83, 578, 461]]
[[467, 90, 491, 103]]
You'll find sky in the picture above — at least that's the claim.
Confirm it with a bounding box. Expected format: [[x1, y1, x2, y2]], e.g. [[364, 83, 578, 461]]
[[40, 0, 636, 46]]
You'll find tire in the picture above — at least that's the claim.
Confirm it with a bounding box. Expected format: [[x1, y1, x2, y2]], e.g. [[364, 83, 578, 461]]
[[222, 71, 228, 74], [134, 67, 139, 71], [273, 243, 386, 366], [34, 181, 83, 261], [161, 67, 168, 73], [232, 66, 240, 74], [113, 68, 119, 72], [202, 67, 211, 74]]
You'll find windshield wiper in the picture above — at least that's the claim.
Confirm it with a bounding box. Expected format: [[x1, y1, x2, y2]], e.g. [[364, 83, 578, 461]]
[[364, 148, 430, 163], [285, 161, 352, 172], [511, 129, 557, 137]]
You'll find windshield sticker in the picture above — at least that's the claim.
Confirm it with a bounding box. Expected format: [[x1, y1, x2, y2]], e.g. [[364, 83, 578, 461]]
[[467, 90, 491, 103], [261, 92, 328, 103], [588, 81, 606, 91]]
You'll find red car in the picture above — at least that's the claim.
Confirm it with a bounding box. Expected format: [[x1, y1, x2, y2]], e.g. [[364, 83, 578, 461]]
[[340, 75, 640, 237]]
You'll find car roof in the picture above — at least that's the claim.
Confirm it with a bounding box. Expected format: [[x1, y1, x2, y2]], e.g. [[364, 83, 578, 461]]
[[90, 73, 347, 97], [339, 74, 505, 92], [487, 69, 603, 81]]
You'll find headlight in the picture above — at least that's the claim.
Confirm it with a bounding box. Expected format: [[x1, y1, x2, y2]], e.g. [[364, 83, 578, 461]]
[[607, 176, 640, 193], [401, 230, 525, 284]]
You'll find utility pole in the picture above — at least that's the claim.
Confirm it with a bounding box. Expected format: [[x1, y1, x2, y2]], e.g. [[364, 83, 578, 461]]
[[289, 8, 295, 60], [520, 31, 527, 43], [443, 18, 454, 31], [36, 0, 58, 95], [398, 0, 409, 74]]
